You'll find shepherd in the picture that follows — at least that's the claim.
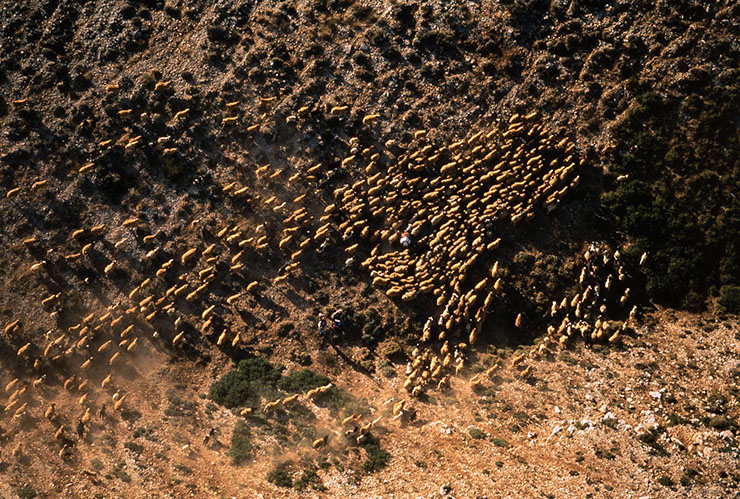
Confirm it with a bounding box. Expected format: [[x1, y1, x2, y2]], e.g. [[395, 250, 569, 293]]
[[318, 313, 328, 338], [331, 308, 344, 329]]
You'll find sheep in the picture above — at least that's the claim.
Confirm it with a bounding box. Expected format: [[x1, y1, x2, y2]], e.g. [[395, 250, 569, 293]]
[[392, 400, 405, 417], [172, 331, 185, 347], [123, 338, 137, 353], [97, 340, 112, 353], [64, 376, 76, 390], [5, 319, 20, 334], [30, 261, 45, 272], [629, 305, 638, 320], [312, 435, 328, 448], [282, 394, 300, 406], [201, 305, 215, 320], [217, 331, 227, 346], [114, 395, 126, 411], [32, 375, 46, 388], [342, 413, 362, 426], [316, 383, 333, 395], [511, 351, 526, 365], [17, 342, 31, 356], [120, 324, 134, 338], [5, 378, 19, 392], [181, 248, 197, 264], [263, 399, 281, 413], [5, 399, 20, 413], [437, 375, 450, 391]]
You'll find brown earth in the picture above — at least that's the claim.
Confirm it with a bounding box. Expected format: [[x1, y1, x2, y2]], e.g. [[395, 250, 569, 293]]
[[1, 1, 739, 498]]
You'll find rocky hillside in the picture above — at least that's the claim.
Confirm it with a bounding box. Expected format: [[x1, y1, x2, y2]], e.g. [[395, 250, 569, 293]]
[[0, 0, 738, 497]]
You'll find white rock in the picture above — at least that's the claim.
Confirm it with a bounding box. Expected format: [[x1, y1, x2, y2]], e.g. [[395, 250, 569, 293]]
[[546, 425, 563, 443]]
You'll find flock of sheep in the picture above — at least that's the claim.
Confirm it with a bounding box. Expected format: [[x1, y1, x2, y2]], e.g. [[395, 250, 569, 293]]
[[317, 111, 597, 396], [1, 75, 643, 467]]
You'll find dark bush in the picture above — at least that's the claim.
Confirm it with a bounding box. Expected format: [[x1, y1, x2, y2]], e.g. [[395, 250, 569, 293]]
[[276, 369, 330, 393], [469, 427, 486, 439], [209, 357, 283, 408], [228, 420, 252, 465], [380, 340, 404, 361], [361, 442, 391, 472], [14, 485, 37, 499], [658, 475, 675, 487], [267, 462, 293, 487], [491, 437, 509, 447], [293, 469, 325, 491], [209, 370, 253, 408], [718, 285, 740, 314], [600, 87, 740, 309]]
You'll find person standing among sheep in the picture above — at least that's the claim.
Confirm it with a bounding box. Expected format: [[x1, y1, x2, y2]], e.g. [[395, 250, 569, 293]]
[[400, 231, 411, 248], [331, 308, 344, 330], [318, 313, 328, 340]]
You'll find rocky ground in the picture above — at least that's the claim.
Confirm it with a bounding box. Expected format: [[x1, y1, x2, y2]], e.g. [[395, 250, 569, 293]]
[[0, 0, 738, 497], [0, 311, 737, 498]]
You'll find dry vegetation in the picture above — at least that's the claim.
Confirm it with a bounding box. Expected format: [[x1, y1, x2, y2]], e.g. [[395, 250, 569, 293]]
[[0, 0, 738, 497]]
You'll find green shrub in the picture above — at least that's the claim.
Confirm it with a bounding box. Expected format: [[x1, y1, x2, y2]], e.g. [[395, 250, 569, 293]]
[[237, 357, 284, 385], [293, 469, 325, 491], [657, 475, 674, 487], [208, 370, 254, 408], [124, 441, 144, 455], [277, 369, 330, 393], [209, 357, 284, 408], [469, 427, 486, 439], [114, 470, 131, 483], [14, 485, 37, 499], [491, 437, 509, 447], [267, 462, 293, 488], [378, 359, 396, 378], [228, 421, 252, 465], [707, 416, 737, 431], [718, 285, 740, 314], [380, 340, 404, 361], [362, 443, 391, 472], [600, 87, 740, 309]]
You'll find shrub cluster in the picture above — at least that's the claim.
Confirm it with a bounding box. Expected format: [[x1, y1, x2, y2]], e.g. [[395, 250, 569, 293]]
[[228, 420, 253, 465], [277, 369, 330, 393], [600, 83, 739, 310]]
